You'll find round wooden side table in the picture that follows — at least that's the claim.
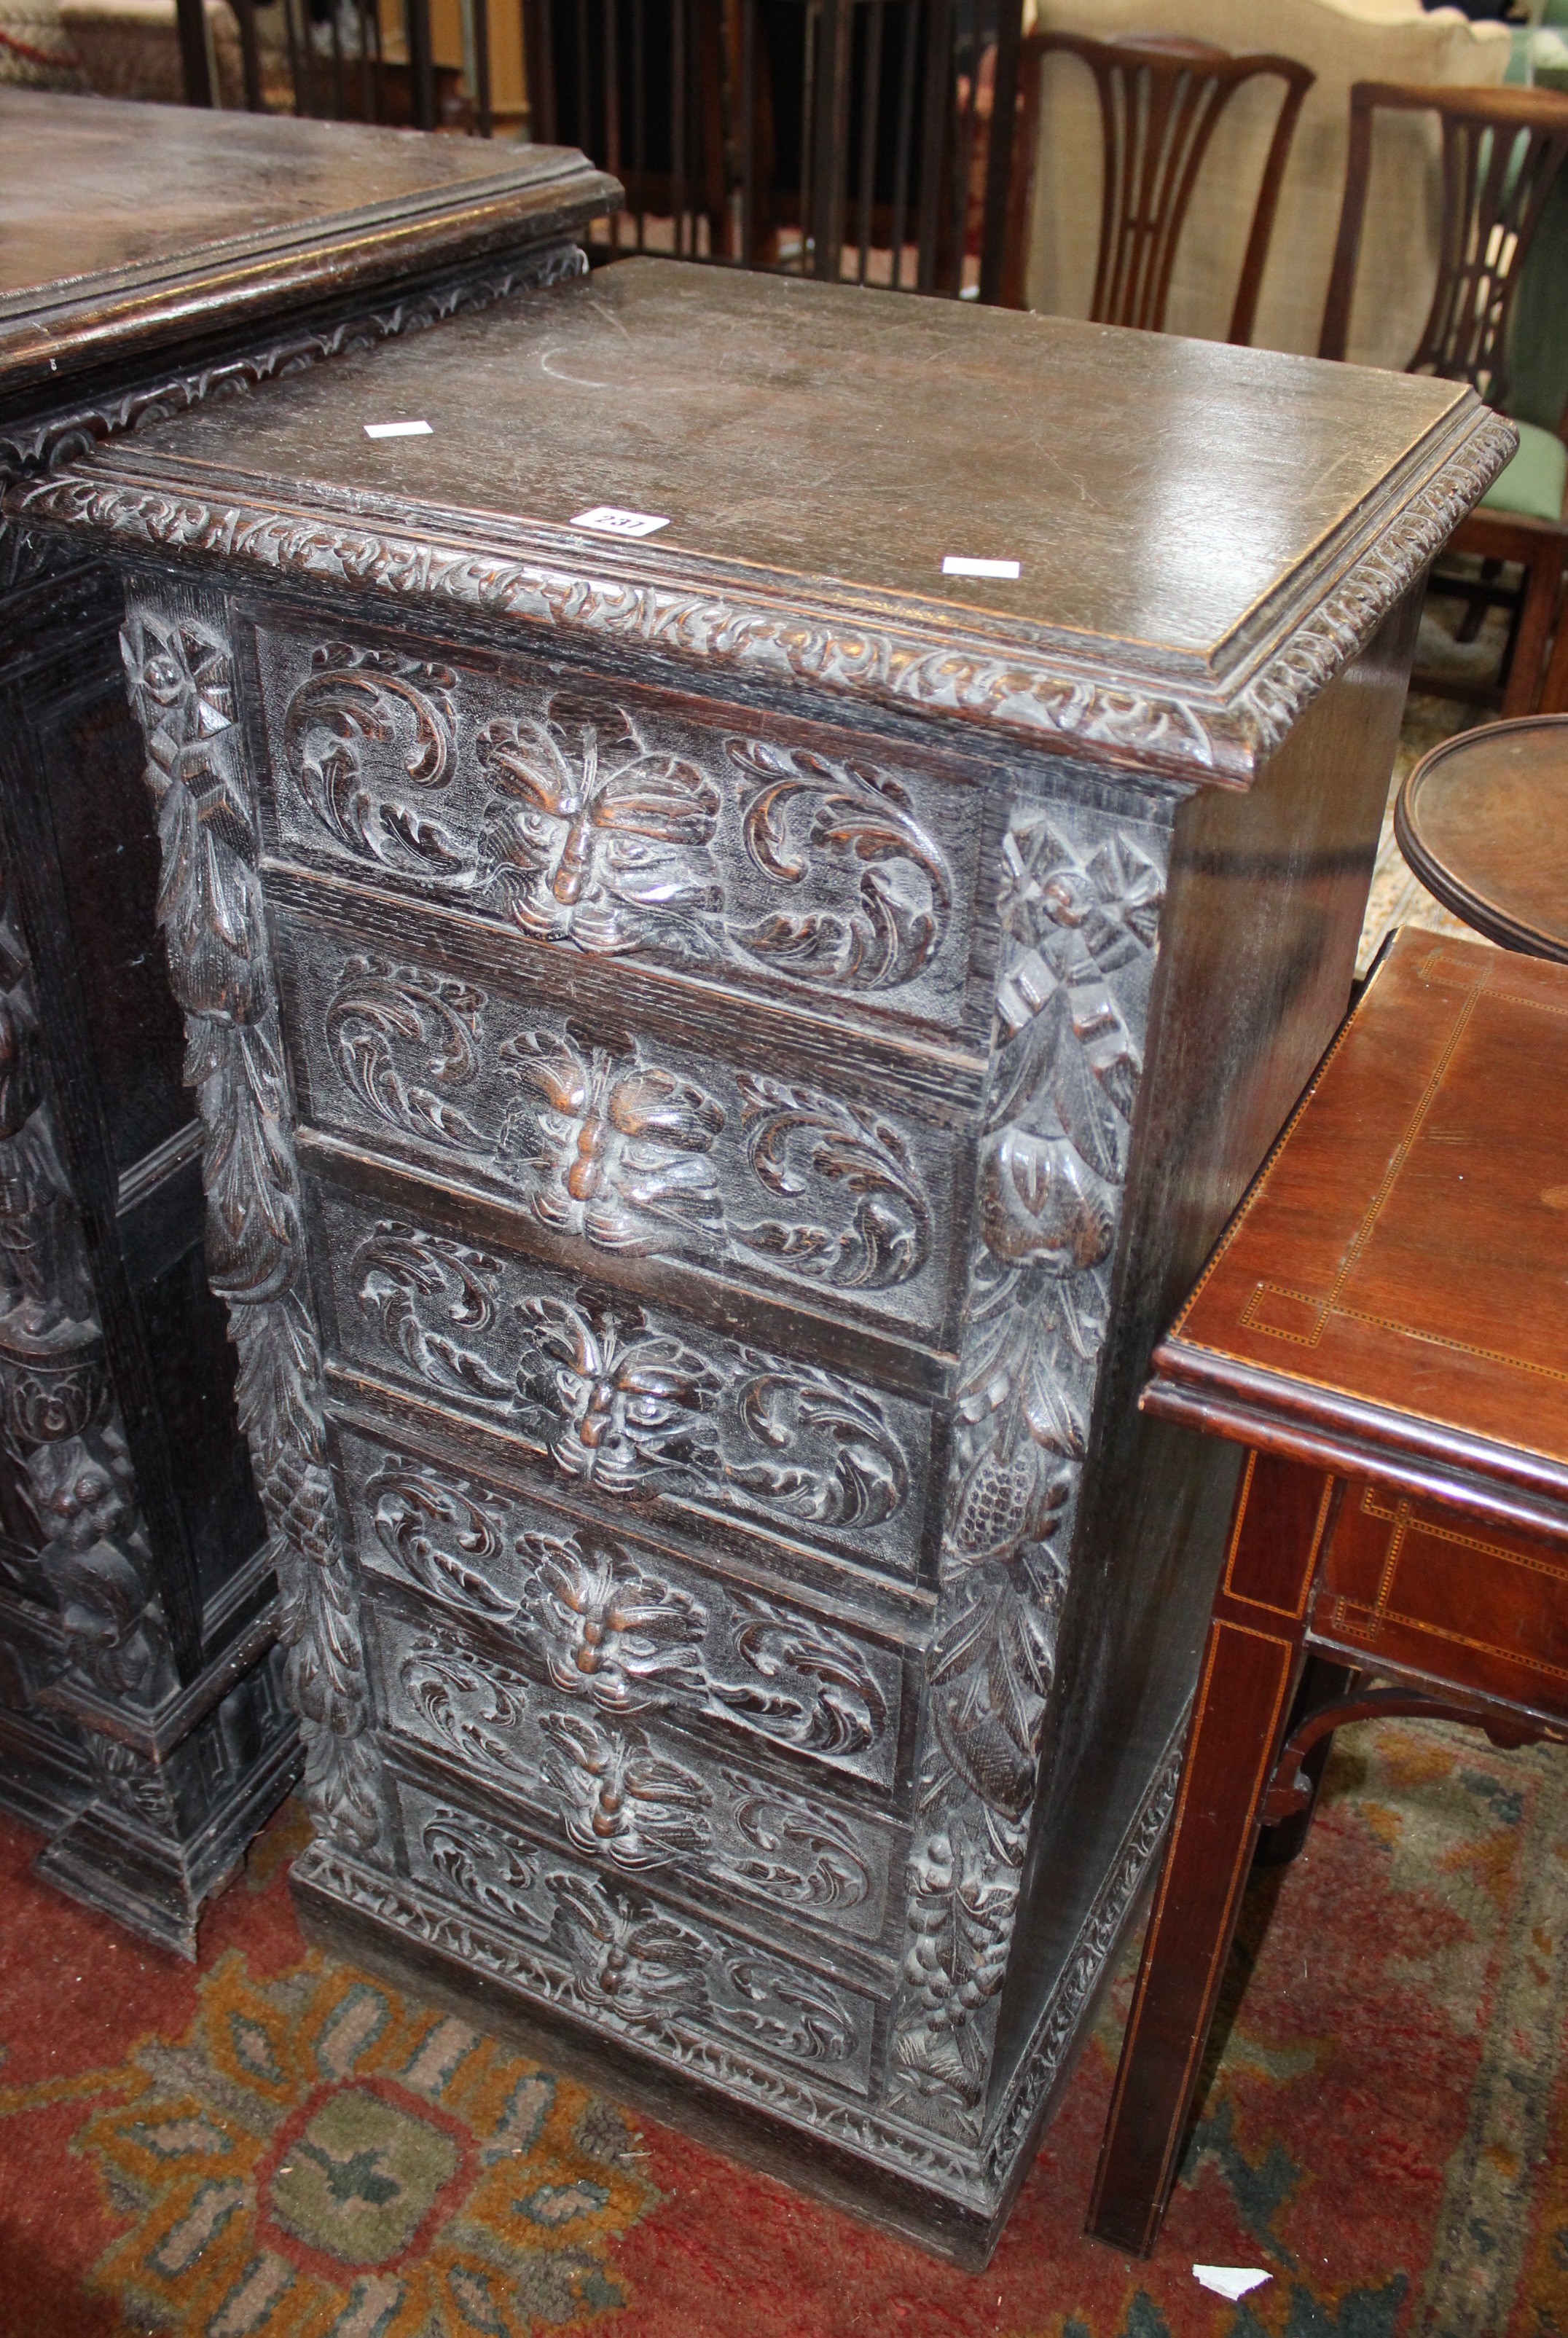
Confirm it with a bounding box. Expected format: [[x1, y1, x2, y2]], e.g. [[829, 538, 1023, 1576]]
[[1397, 713, 1568, 962]]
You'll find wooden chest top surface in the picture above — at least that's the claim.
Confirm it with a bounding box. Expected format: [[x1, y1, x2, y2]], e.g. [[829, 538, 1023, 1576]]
[[1152, 929, 1568, 1504], [0, 92, 616, 402], [22, 258, 1510, 784]]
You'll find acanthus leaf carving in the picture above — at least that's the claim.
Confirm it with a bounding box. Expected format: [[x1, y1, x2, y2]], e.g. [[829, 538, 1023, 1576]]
[[356, 1462, 899, 1788], [0, 848, 171, 1705], [315, 949, 938, 1306], [726, 737, 952, 989], [348, 1228, 917, 1556], [716, 1770, 872, 1913], [285, 643, 462, 872], [732, 1072, 930, 1290], [888, 796, 1171, 2138], [120, 592, 377, 1848], [326, 954, 488, 1151]]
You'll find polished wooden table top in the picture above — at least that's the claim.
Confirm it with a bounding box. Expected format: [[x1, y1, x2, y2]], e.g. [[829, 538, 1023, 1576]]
[[0, 90, 615, 407], [1146, 927, 1568, 1518], [1396, 713, 1568, 964], [11, 254, 1510, 790]]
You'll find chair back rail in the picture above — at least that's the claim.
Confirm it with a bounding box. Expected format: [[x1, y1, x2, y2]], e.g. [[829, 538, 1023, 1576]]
[[1002, 30, 1312, 341], [1320, 79, 1568, 412], [525, 0, 1022, 294]]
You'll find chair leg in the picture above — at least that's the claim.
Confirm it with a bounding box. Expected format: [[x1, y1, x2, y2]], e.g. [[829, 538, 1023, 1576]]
[[1542, 586, 1568, 717], [1085, 1451, 1330, 2257], [1500, 544, 1562, 718], [1454, 559, 1502, 646]]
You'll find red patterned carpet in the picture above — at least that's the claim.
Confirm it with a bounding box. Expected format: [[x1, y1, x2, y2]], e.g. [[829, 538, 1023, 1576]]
[[2, 1716, 1567, 2337]]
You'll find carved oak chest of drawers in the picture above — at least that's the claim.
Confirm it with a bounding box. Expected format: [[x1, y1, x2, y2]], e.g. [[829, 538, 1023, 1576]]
[[12, 256, 1510, 2254], [0, 90, 614, 1951]]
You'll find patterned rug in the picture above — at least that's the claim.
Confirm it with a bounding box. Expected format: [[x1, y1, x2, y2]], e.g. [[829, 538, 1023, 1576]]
[[4, 1711, 1568, 2337]]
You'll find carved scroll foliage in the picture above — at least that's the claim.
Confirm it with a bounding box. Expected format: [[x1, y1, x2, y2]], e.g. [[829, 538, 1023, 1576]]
[[362, 1458, 898, 1784], [888, 799, 1171, 2137], [285, 645, 460, 871], [350, 1228, 916, 1549], [393, 1615, 880, 1924], [119, 595, 377, 1848], [0, 852, 172, 1706], [273, 664, 963, 1012], [317, 951, 936, 1299], [726, 737, 951, 991]]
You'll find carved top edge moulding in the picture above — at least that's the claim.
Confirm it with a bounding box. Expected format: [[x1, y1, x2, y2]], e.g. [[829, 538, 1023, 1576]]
[[8, 258, 1513, 788], [0, 90, 619, 407]]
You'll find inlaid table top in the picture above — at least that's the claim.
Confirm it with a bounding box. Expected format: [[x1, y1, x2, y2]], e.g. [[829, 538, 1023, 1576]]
[[1396, 713, 1568, 964], [1147, 927, 1568, 1516], [0, 89, 616, 407]]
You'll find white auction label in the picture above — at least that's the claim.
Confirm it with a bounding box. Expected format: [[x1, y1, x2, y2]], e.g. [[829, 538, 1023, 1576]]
[[943, 554, 1020, 579], [364, 420, 433, 439], [571, 506, 671, 538]]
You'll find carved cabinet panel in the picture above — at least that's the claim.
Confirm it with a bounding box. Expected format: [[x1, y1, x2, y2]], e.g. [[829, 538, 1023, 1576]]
[[391, 1770, 882, 2100], [336, 1424, 911, 1798], [316, 1189, 939, 1587], [376, 1603, 901, 1953], [34, 241, 1494, 2251], [254, 627, 989, 1045], [278, 916, 963, 1343]]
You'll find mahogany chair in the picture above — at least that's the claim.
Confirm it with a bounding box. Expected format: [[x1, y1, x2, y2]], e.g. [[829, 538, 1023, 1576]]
[[999, 30, 1314, 340], [1319, 81, 1568, 717]]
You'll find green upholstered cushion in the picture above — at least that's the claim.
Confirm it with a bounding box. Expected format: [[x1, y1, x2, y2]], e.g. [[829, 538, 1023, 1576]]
[[1479, 419, 1568, 522]]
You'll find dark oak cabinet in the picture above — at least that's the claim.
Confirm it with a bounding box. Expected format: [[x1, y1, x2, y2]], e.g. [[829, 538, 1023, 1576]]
[[0, 90, 614, 1952], [10, 256, 1508, 2248]]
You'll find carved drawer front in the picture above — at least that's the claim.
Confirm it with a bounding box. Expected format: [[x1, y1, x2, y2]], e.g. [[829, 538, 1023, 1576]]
[[390, 1768, 883, 2099], [280, 917, 961, 1347], [337, 1424, 910, 1800], [253, 622, 985, 1043], [373, 1604, 902, 1958], [317, 1189, 938, 1587]]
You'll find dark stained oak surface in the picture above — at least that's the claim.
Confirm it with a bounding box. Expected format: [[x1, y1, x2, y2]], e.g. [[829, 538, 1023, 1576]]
[[47, 256, 1473, 666], [1153, 930, 1568, 1493], [0, 90, 616, 399], [1396, 714, 1568, 962]]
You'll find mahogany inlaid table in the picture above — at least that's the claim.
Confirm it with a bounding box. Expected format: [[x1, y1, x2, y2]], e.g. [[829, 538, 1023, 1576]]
[[8, 257, 1510, 2256], [1396, 712, 1568, 962], [1088, 927, 1568, 2258], [0, 89, 614, 1953]]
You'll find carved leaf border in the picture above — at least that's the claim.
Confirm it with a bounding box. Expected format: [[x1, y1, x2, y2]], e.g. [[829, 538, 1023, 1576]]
[[119, 589, 380, 1851], [12, 407, 1515, 788]]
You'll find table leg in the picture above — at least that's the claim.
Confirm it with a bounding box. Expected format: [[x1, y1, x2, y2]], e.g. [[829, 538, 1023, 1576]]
[[1085, 1450, 1336, 2256]]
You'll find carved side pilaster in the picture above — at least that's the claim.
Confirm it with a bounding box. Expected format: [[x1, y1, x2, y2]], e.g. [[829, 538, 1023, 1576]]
[[0, 851, 173, 1706], [887, 794, 1172, 2139], [118, 589, 378, 1850]]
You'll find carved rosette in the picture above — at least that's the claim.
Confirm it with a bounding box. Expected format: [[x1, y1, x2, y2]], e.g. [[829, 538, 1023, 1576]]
[[0, 850, 172, 1706], [887, 797, 1171, 2138], [118, 592, 377, 1848]]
